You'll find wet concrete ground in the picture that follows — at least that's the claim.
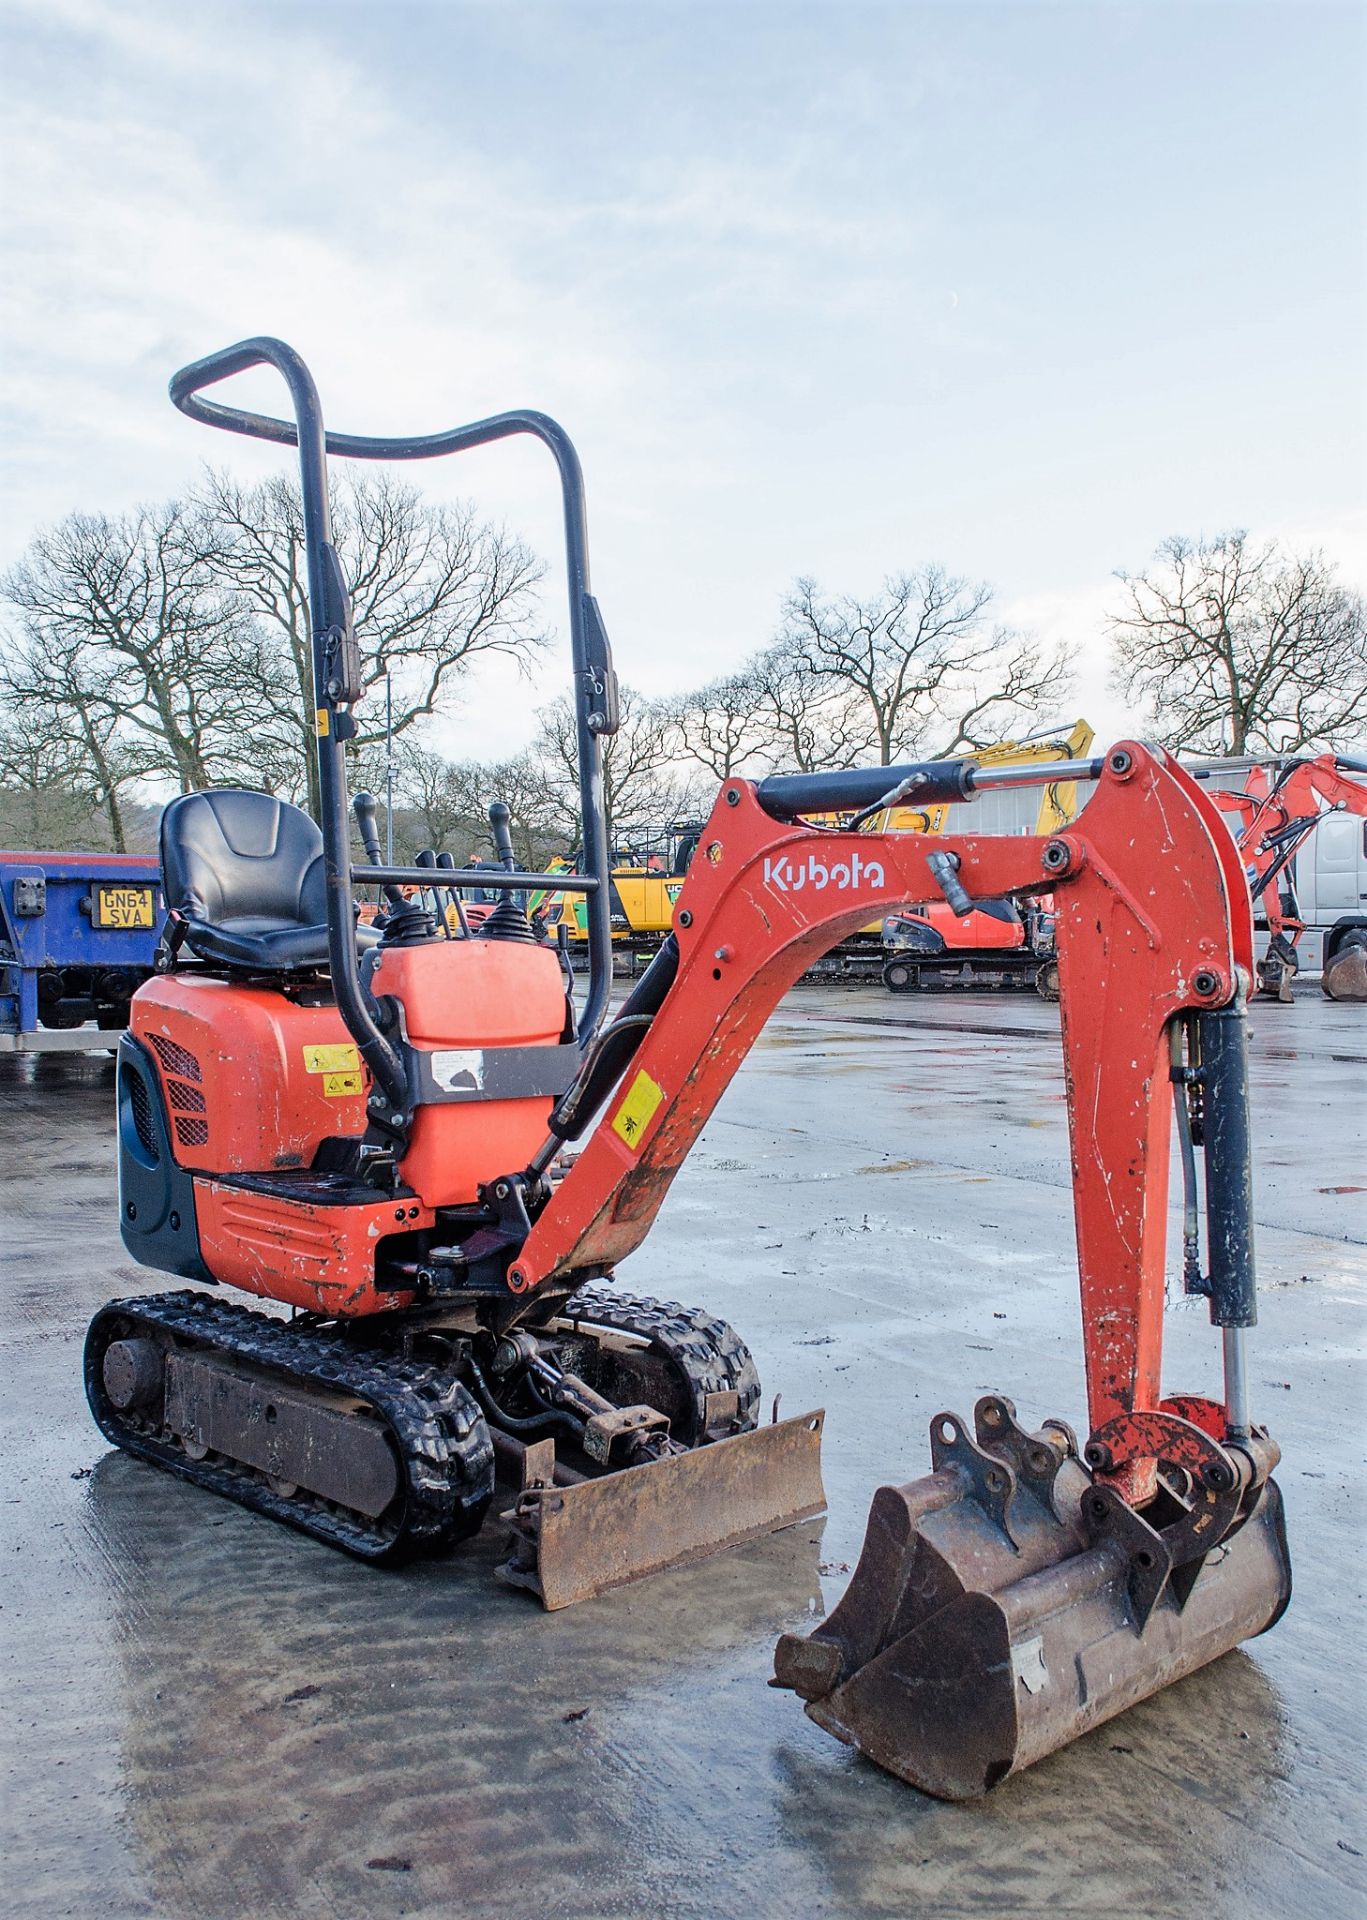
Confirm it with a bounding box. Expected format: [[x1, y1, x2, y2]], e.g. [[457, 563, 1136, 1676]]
[[2, 985, 1364, 1919]]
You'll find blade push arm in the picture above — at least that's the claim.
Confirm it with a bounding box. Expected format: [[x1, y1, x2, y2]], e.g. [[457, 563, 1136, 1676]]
[[515, 744, 1255, 1468]]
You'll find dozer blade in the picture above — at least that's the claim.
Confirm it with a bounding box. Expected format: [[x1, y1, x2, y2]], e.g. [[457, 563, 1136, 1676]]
[[773, 1397, 1291, 1800], [500, 1410, 826, 1610]]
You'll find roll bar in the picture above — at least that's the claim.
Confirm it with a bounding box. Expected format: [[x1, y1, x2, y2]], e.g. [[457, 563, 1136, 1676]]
[[168, 337, 620, 1098]]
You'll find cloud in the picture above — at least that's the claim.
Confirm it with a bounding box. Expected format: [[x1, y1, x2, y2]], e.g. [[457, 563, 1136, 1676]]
[[2, 0, 1362, 779]]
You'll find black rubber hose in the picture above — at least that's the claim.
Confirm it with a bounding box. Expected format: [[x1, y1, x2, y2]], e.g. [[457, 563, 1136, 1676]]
[[547, 935, 680, 1141], [464, 1351, 583, 1444]]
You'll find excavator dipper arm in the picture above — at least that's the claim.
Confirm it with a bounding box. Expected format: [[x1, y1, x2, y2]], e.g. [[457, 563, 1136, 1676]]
[[520, 743, 1253, 1476]]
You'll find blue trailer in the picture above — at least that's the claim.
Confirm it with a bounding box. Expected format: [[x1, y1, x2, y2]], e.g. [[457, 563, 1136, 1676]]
[[0, 851, 166, 1053]]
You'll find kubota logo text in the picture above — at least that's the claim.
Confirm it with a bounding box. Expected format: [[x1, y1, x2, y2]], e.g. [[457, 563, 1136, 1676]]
[[763, 851, 886, 894]]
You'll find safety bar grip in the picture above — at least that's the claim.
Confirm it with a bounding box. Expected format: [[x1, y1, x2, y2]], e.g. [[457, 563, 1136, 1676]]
[[1196, 1004, 1258, 1328], [352, 864, 597, 892]]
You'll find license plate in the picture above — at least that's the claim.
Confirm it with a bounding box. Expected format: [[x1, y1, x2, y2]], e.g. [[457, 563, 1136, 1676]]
[[93, 884, 156, 930]]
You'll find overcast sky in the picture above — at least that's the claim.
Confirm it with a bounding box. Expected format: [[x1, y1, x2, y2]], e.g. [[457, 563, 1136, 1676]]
[[2, 0, 1364, 760]]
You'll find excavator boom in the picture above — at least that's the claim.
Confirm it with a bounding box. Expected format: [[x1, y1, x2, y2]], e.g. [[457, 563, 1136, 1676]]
[[522, 744, 1247, 1459]]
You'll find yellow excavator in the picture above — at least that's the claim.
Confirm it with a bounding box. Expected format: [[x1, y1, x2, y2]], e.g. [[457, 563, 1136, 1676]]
[[535, 824, 702, 965]]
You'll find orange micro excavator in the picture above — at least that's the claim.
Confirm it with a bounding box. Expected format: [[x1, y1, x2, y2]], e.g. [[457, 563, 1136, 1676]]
[[86, 338, 1290, 1799], [1208, 753, 1367, 1002]]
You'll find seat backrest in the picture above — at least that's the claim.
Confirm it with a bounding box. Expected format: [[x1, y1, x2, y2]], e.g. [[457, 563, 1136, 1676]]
[[161, 790, 326, 929]]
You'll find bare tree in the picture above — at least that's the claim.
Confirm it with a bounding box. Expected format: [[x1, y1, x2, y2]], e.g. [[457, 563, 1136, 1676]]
[[661, 667, 775, 781], [1109, 532, 1367, 754], [1, 504, 291, 809], [0, 711, 119, 851], [0, 630, 154, 850], [351, 737, 486, 856], [775, 569, 1069, 765], [350, 737, 565, 869], [532, 686, 696, 849], [197, 469, 548, 813], [749, 640, 870, 773]]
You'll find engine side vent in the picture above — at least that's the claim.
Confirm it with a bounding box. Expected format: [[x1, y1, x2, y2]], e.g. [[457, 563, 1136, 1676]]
[[174, 1117, 210, 1149], [124, 1067, 159, 1159], [149, 1035, 202, 1083], [166, 1081, 207, 1114]]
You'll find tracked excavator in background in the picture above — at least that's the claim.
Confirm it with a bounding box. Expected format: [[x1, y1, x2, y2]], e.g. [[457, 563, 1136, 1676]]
[[85, 338, 1290, 1800], [1206, 753, 1367, 1002], [877, 721, 1093, 998]]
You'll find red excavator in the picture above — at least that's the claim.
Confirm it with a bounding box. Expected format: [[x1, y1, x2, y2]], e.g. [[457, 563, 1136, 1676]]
[[1207, 753, 1367, 1001], [85, 338, 1290, 1800]]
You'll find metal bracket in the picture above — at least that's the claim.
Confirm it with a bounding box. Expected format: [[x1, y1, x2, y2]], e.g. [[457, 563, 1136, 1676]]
[[928, 1407, 1021, 1547], [13, 877, 45, 918], [973, 1395, 1070, 1511], [409, 1042, 581, 1107], [702, 1389, 742, 1440], [520, 1437, 557, 1492], [582, 1403, 671, 1466], [1080, 1481, 1174, 1631]]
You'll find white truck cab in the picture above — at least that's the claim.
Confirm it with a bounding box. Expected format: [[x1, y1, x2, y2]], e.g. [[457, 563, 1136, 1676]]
[[1289, 802, 1367, 973]]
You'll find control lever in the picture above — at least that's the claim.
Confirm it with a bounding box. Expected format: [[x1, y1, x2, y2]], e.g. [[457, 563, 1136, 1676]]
[[436, 850, 472, 937], [353, 792, 406, 908], [481, 802, 533, 942], [926, 849, 976, 918], [414, 850, 450, 937], [489, 801, 517, 870]]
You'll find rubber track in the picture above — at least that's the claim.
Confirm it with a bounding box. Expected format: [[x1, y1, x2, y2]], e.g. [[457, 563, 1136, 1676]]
[[561, 1283, 762, 1440], [85, 1290, 494, 1564]]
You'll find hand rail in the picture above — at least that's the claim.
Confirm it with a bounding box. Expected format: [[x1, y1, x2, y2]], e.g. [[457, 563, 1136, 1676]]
[[169, 336, 618, 1051]]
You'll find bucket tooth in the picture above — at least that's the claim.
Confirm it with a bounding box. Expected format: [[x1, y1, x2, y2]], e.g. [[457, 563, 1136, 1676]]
[[774, 1399, 1292, 1800], [499, 1409, 826, 1610]]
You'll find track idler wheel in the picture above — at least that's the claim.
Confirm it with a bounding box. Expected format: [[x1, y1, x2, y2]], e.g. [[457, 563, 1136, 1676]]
[[772, 1395, 1291, 1799], [881, 957, 919, 994]]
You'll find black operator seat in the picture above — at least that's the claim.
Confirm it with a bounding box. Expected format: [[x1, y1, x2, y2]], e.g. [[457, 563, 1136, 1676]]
[[160, 789, 377, 972]]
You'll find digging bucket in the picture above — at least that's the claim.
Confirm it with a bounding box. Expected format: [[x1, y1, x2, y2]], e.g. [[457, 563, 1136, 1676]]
[[773, 1396, 1290, 1800]]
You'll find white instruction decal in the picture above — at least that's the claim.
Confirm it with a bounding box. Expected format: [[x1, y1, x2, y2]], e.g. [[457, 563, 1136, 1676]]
[[1011, 1636, 1048, 1696], [430, 1049, 484, 1093]]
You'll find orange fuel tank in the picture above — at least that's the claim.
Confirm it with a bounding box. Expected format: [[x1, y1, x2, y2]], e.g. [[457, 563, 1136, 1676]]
[[131, 974, 369, 1174], [370, 936, 568, 1209]]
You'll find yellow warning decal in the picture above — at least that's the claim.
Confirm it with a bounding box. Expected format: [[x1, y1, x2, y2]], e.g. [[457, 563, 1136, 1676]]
[[303, 1043, 361, 1075], [316, 708, 330, 736], [611, 1069, 665, 1152], [322, 1071, 364, 1098]]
